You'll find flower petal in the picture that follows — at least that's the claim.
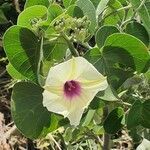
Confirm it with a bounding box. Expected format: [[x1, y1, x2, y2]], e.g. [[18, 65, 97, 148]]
[[66, 89, 99, 126], [45, 59, 73, 86], [76, 57, 108, 91], [43, 90, 70, 117], [43, 88, 98, 126]]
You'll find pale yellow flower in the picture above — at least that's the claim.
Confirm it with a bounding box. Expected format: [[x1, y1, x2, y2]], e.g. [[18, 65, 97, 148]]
[[43, 57, 108, 126]]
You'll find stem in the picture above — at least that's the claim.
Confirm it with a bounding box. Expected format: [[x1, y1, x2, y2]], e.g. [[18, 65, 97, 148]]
[[100, 5, 132, 24], [117, 99, 132, 107], [131, 0, 146, 19], [103, 133, 111, 150], [61, 32, 79, 57], [102, 106, 110, 150], [12, 0, 21, 13]]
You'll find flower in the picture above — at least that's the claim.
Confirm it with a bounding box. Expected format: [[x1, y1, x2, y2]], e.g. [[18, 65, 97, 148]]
[[42, 57, 108, 126]]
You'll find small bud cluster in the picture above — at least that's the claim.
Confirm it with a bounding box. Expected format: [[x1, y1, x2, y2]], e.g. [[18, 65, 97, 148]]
[[53, 15, 91, 43], [30, 18, 43, 29]]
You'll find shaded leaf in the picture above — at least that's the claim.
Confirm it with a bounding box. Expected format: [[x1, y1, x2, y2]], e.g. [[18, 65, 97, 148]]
[[96, 25, 119, 48], [104, 107, 124, 134], [125, 21, 149, 47], [11, 82, 59, 139], [104, 33, 150, 73], [127, 100, 142, 129]]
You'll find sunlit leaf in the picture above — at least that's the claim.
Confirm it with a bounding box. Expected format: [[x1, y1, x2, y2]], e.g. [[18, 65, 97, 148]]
[[3, 26, 41, 83]]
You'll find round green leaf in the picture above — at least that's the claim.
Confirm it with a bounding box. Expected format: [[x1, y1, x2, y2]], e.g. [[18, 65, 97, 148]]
[[100, 46, 135, 89], [125, 21, 149, 47], [11, 82, 59, 139], [17, 5, 47, 29], [104, 107, 124, 134], [104, 33, 150, 73], [3, 25, 40, 82], [96, 25, 119, 48]]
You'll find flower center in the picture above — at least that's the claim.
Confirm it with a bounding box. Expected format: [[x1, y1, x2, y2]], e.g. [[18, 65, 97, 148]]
[[64, 80, 81, 99]]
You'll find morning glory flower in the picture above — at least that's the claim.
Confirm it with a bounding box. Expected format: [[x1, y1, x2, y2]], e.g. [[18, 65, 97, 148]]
[[43, 57, 108, 126]]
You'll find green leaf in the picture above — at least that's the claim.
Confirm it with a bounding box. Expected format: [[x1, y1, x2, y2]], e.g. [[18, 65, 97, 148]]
[[11, 82, 59, 139], [127, 100, 142, 129], [63, 0, 77, 8], [0, 9, 8, 24], [82, 109, 95, 126], [104, 107, 124, 134], [41, 37, 68, 78], [141, 100, 150, 128], [102, 0, 125, 25], [129, 0, 150, 34], [48, 4, 63, 22], [43, 38, 68, 61], [89, 97, 105, 109], [100, 46, 135, 89], [104, 33, 150, 73], [117, 0, 127, 5], [97, 85, 118, 101], [125, 21, 149, 47], [66, 5, 83, 18], [127, 99, 150, 129], [6, 63, 26, 80], [24, 0, 50, 8], [76, 0, 97, 34], [96, 25, 119, 48], [17, 5, 47, 29], [129, 128, 142, 143], [99, 33, 150, 88], [84, 47, 101, 65], [3, 25, 40, 83], [90, 0, 101, 8]]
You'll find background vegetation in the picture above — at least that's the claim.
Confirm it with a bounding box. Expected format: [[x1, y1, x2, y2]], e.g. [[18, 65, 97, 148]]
[[0, 0, 150, 149]]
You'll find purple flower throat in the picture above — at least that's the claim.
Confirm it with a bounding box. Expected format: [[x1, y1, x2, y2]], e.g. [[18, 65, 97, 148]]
[[64, 80, 81, 99]]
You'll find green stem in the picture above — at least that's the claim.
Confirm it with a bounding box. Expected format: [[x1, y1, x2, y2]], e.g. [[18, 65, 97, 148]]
[[61, 32, 79, 57], [99, 5, 132, 24]]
